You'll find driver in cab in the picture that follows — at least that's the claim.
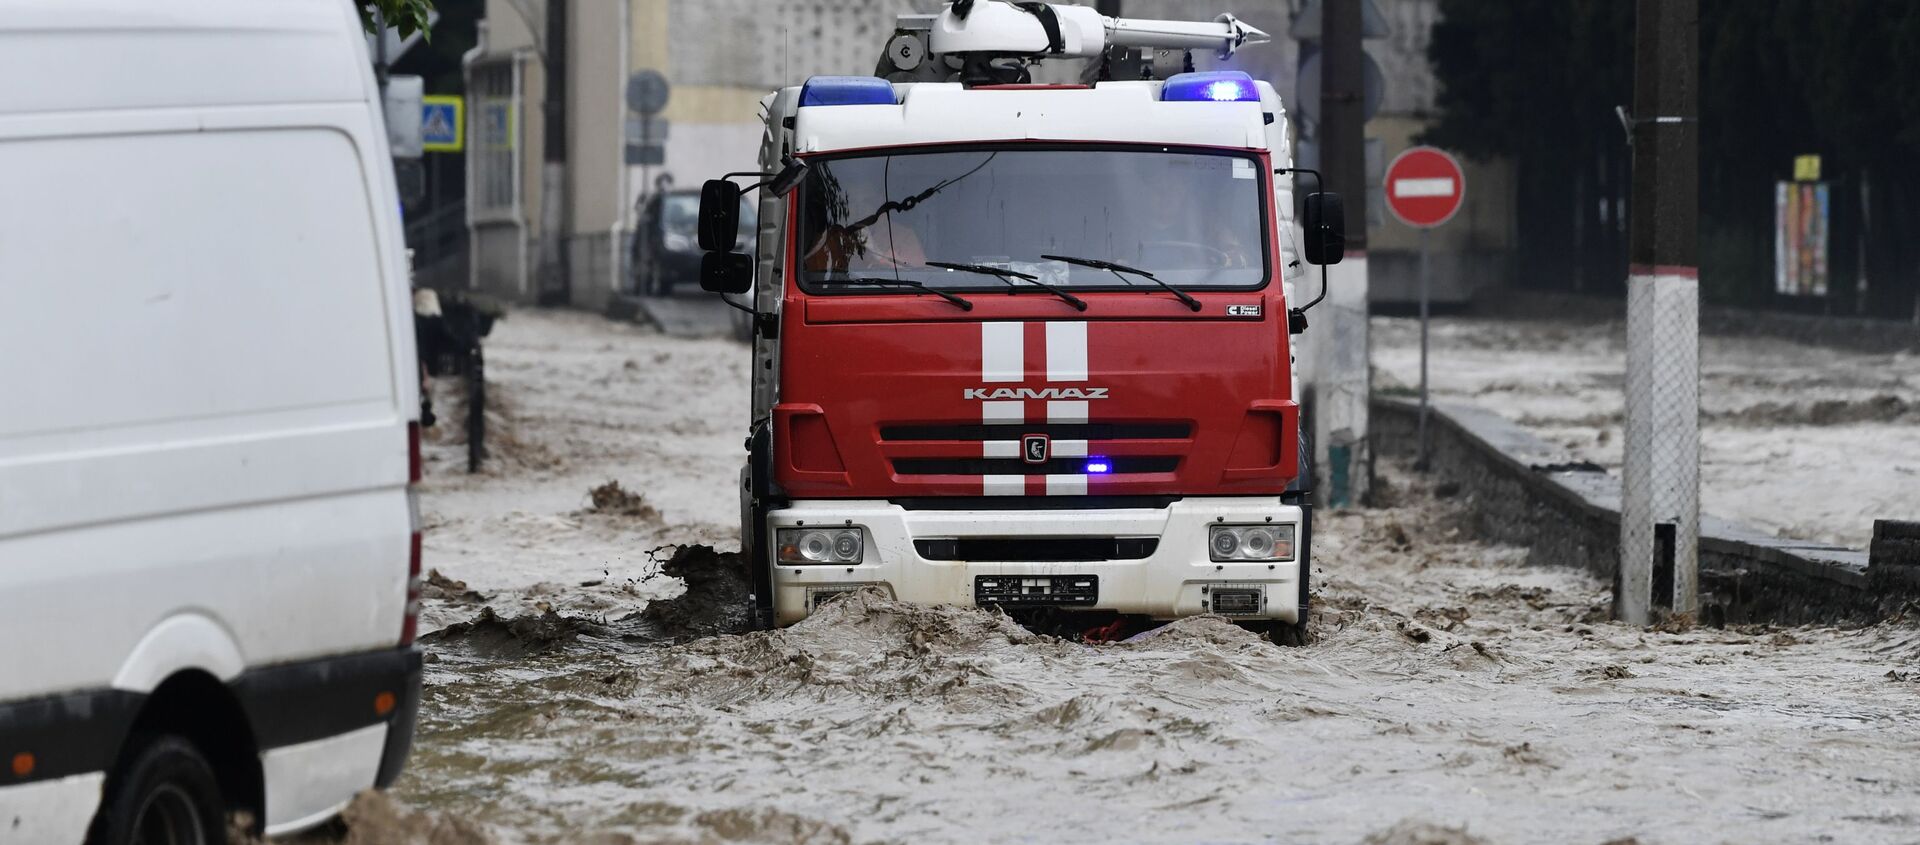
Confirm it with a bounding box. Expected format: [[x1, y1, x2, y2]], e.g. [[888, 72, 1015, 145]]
[[801, 172, 927, 275], [1128, 157, 1257, 272]]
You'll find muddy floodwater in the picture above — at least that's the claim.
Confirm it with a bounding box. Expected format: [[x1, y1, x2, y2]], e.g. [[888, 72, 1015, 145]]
[[1373, 313, 1920, 549], [390, 310, 1920, 845]]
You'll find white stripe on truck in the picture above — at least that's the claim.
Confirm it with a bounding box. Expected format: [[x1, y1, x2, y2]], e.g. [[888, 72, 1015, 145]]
[[984, 475, 1026, 496], [981, 322, 1024, 383], [1047, 400, 1088, 424], [982, 400, 1024, 424], [1046, 475, 1088, 496], [1045, 321, 1087, 383], [974, 321, 1096, 495]]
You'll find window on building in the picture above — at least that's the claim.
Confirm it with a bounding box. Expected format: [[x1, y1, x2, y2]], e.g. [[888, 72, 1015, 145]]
[[467, 58, 521, 220]]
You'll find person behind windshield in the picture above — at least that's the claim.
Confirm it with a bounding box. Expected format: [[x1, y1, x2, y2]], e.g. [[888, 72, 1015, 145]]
[[801, 164, 926, 276], [1130, 158, 1256, 272]]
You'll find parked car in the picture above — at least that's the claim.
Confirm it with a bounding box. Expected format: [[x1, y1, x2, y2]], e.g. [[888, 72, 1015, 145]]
[[632, 188, 757, 296], [0, 1, 424, 841]]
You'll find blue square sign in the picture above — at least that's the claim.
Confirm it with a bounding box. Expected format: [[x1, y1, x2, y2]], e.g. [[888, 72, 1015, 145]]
[[421, 96, 463, 153]]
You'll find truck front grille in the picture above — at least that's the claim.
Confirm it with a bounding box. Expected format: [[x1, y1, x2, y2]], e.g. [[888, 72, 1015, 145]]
[[879, 422, 1190, 442], [891, 456, 1179, 476], [916, 537, 1158, 562]]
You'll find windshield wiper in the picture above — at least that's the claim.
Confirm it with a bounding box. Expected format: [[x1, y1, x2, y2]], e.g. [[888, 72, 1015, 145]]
[[829, 277, 973, 311], [926, 261, 1087, 311], [1042, 254, 1202, 312]]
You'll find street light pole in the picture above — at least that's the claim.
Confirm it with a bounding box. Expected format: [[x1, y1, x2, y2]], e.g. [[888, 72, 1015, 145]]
[[374, 7, 390, 95]]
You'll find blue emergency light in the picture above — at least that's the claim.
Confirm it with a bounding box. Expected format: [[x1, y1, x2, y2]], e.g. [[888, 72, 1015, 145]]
[[1162, 71, 1259, 103], [1085, 458, 1112, 475], [799, 76, 897, 107]]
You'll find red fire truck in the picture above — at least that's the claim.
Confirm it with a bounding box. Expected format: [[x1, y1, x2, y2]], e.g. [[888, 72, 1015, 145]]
[[697, 1, 1344, 643]]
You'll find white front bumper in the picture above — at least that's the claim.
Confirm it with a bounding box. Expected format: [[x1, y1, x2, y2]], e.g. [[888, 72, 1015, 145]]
[[768, 497, 1303, 625]]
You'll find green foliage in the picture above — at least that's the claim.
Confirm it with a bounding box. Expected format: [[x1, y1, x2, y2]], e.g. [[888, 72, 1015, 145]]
[[360, 0, 434, 41]]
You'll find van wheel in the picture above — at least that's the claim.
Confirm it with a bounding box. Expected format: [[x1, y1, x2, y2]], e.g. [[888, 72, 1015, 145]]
[[89, 735, 228, 845]]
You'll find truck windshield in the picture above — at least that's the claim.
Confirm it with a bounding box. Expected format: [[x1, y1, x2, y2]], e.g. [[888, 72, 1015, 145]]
[[796, 147, 1268, 292]]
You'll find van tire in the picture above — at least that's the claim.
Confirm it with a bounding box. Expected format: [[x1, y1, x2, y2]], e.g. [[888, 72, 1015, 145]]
[[88, 734, 228, 845]]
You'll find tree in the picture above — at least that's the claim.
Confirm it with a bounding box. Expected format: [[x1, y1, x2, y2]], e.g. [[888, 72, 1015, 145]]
[[1424, 0, 1632, 294], [1427, 0, 1920, 316], [360, 0, 434, 40]]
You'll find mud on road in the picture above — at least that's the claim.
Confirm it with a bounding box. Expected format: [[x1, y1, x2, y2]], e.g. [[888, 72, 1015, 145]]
[[388, 310, 1920, 845]]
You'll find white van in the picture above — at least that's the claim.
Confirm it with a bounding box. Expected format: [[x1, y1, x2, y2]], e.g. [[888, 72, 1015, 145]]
[[0, 1, 424, 841]]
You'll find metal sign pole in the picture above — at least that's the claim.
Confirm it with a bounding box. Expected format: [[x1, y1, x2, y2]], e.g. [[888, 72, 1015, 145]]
[[1384, 146, 1462, 472], [640, 113, 652, 208], [1417, 226, 1430, 470]]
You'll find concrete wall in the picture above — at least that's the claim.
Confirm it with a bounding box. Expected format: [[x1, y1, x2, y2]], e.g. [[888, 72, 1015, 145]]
[[631, 0, 942, 199], [467, 2, 542, 302], [1872, 521, 1920, 594], [568, 0, 629, 311], [466, 0, 1522, 308], [472, 219, 529, 298], [1371, 395, 1911, 626]]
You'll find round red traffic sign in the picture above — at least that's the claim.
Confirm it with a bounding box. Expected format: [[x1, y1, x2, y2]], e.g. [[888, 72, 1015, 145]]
[[1384, 146, 1465, 228]]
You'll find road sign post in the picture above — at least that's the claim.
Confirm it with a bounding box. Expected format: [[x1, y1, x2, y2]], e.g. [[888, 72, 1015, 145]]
[[1384, 146, 1466, 469], [625, 70, 672, 212]]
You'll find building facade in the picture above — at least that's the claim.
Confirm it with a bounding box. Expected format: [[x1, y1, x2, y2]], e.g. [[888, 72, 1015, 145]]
[[462, 0, 1514, 308], [463, 0, 939, 310]]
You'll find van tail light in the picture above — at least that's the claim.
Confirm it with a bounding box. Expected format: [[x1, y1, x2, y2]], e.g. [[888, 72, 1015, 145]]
[[401, 422, 423, 646], [408, 421, 423, 483]]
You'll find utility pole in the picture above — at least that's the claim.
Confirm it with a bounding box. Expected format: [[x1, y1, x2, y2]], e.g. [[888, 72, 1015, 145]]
[[373, 8, 390, 94], [537, 0, 570, 304], [1315, 0, 1371, 508], [1619, 0, 1699, 625]]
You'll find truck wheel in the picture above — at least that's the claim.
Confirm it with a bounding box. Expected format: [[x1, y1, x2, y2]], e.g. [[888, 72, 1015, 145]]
[[1269, 616, 1311, 647], [746, 425, 778, 630], [88, 734, 228, 845]]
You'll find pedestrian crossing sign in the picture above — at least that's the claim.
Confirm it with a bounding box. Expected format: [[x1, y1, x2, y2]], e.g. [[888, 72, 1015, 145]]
[[421, 96, 464, 153]]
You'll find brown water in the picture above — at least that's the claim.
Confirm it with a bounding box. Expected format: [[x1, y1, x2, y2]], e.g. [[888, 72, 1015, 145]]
[[382, 471, 1920, 845], [375, 311, 1920, 844]]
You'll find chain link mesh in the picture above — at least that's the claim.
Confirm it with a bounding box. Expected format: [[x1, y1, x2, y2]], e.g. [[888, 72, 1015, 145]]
[[1621, 274, 1701, 622]]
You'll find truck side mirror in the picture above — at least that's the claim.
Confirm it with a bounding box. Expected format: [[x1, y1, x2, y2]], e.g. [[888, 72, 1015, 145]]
[[700, 251, 753, 294], [1303, 192, 1346, 266], [698, 179, 742, 251], [766, 159, 809, 198]]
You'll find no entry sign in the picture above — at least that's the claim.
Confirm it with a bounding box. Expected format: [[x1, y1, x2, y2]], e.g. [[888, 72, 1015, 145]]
[[1385, 146, 1465, 228]]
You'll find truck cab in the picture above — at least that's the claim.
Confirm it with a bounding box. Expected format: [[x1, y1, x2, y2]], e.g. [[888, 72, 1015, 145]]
[[699, 3, 1340, 642]]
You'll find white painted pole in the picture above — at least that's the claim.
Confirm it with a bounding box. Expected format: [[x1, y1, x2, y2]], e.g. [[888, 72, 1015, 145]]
[[1620, 0, 1699, 624]]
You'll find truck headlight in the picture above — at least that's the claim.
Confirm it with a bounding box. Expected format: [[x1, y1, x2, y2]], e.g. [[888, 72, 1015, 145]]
[[1208, 524, 1295, 562], [777, 527, 865, 565]]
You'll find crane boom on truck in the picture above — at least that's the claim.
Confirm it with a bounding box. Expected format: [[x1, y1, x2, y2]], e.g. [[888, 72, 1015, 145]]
[[694, 0, 1344, 644], [879, 3, 1268, 85]]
